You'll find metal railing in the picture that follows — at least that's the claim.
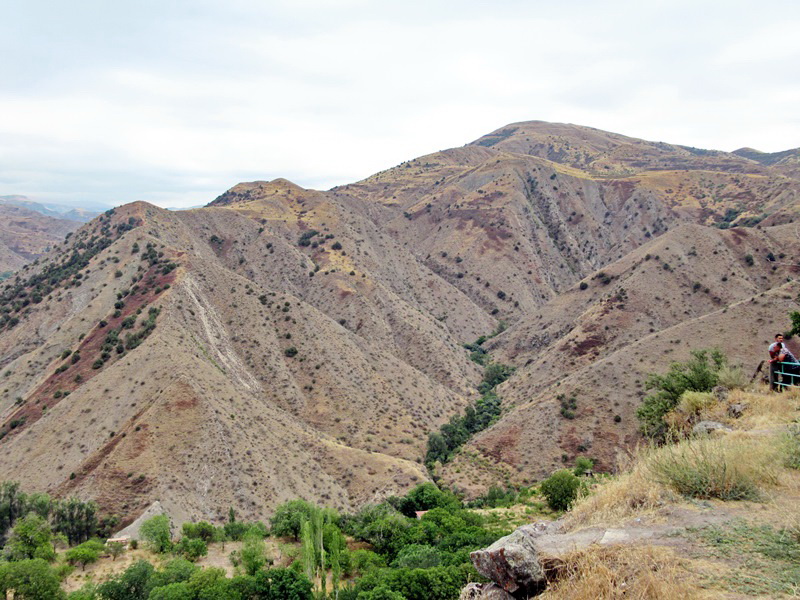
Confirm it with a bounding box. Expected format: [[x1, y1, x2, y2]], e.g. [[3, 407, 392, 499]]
[[771, 360, 800, 389]]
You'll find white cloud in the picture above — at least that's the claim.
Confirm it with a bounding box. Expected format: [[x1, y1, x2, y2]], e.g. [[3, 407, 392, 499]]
[[0, 0, 798, 207]]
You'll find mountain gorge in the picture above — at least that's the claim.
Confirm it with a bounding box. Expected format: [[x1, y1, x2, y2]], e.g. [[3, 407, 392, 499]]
[[1, 121, 799, 527]]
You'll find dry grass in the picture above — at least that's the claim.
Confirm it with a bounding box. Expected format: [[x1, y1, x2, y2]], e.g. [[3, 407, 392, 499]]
[[646, 434, 781, 501], [731, 386, 800, 431], [539, 545, 701, 599], [567, 422, 787, 530], [565, 453, 675, 530]]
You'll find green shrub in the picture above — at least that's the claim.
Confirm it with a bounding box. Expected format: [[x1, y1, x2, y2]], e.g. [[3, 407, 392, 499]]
[[637, 349, 726, 440], [716, 364, 748, 390], [540, 470, 583, 511], [646, 437, 776, 501], [676, 391, 716, 416], [173, 537, 207, 562], [573, 456, 594, 476]]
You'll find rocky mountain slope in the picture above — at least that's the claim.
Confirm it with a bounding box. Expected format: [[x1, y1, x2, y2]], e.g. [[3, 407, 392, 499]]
[[0, 204, 82, 275], [1, 121, 799, 526]]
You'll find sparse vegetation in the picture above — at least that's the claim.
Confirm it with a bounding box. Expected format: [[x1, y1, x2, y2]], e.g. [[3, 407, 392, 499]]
[[647, 436, 778, 501], [425, 360, 513, 469], [636, 348, 726, 440]]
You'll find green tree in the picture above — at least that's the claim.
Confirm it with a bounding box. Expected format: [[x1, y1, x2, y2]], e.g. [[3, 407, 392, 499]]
[[96, 560, 154, 600], [65, 540, 104, 570], [253, 568, 313, 600], [391, 544, 443, 569], [4, 513, 55, 561], [173, 537, 207, 562], [540, 470, 583, 511], [239, 531, 268, 576], [51, 497, 98, 545], [107, 540, 125, 561], [357, 584, 407, 600], [148, 558, 198, 590], [147, 582, 193, 600], [181, 521, 215, 543], [139, 515, 172, 553], [0, 558, 66, 599], [269, 500, 316, 540], [0, 481, 27, 545], [223, 520, 248, 541]]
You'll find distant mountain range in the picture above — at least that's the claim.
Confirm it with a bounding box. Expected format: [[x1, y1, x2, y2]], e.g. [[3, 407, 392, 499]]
[[0, 195, 106, 223], [1, 121, 799, 528]]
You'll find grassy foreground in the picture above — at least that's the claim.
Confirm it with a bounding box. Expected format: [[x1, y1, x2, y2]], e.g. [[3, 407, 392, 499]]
[[542, 385, 800, 599]]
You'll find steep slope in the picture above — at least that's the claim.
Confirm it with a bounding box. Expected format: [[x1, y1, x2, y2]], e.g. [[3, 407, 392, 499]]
[[2, 120, 800, 523], [439, 223, 800, 494], [0, 197, 492, 523]]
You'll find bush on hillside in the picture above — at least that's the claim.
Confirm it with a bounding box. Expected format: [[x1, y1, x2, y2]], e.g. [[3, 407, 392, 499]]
[[637, 349, 726, 440], [715, 364, 748, 390], [646, 436, 778, 501], [540, 470, 583, 511], [573, 456, 594, 476]]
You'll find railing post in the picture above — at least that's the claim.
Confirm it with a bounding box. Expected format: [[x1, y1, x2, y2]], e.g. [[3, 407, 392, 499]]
[[770, 360, 778, 391]]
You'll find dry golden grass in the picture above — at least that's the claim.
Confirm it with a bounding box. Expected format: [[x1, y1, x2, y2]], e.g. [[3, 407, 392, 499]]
[[565, 453, 675, 530], [730, 386, 800, 431], [539, 545, 701, 600], [567, 392, 793, 530], [646, 433, 782, 501]]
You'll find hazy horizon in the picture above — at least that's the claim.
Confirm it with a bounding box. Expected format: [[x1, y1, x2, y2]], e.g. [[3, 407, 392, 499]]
[[2, 0, 799, 209]]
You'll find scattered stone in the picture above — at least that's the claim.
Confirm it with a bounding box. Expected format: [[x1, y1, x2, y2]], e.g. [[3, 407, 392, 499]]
[[459, 582, 515, 600], [692, 420, 732, 435], [712, 386, 729, 403], [727, 403, 748, 419]]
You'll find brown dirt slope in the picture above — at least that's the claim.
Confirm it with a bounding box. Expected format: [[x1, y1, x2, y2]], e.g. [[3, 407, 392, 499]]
[[2, 121, 800, 524]]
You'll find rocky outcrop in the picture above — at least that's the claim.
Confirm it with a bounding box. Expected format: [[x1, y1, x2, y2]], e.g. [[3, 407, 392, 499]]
[[467, 505, 737, 597], [469, 524, 552, 595]]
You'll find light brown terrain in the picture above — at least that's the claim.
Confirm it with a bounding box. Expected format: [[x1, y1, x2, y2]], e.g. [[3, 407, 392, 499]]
[[0, 204, 82, 274], [1, 121, 799, 528]]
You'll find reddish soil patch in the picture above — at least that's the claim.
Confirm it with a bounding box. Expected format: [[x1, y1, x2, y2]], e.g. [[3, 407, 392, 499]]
[[0, 264, 178, 441], [730, 228, 749, 243], [571, 334, 605, 357], [479, 425, 521, 465], [605, 180, 638, 203]]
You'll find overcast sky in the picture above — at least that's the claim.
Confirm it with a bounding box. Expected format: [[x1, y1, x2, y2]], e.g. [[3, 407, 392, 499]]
[[1, 0, 799, 208]]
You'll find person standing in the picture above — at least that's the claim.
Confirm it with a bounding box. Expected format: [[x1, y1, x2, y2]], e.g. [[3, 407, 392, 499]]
[[769, 333, 800, 390]]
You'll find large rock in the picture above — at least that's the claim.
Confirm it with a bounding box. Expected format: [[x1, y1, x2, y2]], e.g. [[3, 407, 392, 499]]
[[469, 524, 550, 595], [113, 500, 169, 540]]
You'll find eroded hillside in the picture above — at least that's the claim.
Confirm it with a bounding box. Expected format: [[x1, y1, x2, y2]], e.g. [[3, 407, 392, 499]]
[[1, 120, 799, 525]]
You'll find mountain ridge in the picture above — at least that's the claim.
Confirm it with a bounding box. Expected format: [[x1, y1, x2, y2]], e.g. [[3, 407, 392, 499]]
[[1, 120, 799, 527]]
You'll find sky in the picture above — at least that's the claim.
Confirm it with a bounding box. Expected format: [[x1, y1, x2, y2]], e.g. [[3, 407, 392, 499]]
[[1, 0, 799, 209]]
